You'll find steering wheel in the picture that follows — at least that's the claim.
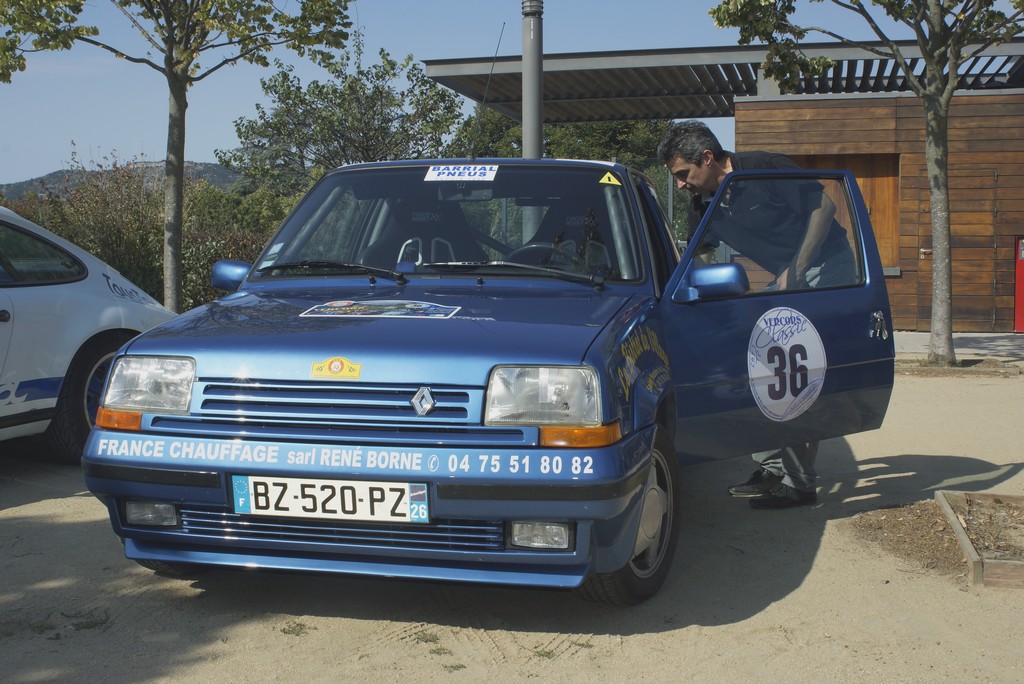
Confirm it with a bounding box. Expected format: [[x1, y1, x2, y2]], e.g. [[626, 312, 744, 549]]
[[505, 242, 584, 269]]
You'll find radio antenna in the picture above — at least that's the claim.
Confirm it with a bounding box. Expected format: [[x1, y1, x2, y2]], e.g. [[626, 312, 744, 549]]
[[469, 22, 505, 161]]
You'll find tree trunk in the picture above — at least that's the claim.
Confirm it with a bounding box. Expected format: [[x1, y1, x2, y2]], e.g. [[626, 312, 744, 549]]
[[923, 100, 956, 366], [162, 71, 188, 313]]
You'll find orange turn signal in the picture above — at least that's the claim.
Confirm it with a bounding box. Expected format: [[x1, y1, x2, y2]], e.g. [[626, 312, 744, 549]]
[[539, 421, 622, 448], [95, 407, 142, 431]]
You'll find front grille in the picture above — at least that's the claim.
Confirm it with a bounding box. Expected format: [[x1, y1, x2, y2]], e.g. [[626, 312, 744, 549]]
[[196, 380, 479, 425], [148, 378, 532, 445], [175, 505, 505, 553]]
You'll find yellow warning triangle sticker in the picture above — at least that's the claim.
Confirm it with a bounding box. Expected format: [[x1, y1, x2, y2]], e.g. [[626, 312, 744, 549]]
[[599, 172, 622, 186]]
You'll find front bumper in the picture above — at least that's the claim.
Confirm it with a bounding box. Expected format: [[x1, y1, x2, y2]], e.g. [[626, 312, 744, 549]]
[[83, 426, 656, 588]]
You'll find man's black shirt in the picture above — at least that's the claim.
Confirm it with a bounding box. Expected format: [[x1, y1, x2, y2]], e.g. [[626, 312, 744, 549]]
[[689, 151, 849, 275]]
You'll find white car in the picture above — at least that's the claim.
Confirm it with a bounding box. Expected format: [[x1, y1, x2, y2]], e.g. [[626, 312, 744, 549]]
[[0, 206, 175, 462]]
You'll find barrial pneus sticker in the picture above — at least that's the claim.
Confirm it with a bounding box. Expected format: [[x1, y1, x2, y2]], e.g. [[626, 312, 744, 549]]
[[748, 307, 826, 422]]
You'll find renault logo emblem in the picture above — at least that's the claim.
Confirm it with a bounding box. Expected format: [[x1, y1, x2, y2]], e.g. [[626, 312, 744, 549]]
[[411, 387, 436, 416]]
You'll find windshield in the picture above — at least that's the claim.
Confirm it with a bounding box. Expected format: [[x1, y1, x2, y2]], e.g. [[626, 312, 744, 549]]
[[253, 163, 643, 282]]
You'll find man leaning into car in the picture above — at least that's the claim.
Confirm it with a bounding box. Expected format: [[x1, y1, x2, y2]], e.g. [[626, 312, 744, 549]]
[[657, 120, 855, 509]]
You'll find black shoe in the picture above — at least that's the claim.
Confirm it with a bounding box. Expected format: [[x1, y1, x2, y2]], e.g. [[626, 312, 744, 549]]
[[728, 468, 783, 497], [749, 484, 817, 509]]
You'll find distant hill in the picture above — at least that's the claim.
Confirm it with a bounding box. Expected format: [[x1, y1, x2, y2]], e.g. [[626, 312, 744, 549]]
[[0, 161, 242, 200]]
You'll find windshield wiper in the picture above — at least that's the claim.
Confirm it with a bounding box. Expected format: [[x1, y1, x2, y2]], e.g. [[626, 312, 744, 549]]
[[257, 260, 406, 284], [421, 261, 604, 290]]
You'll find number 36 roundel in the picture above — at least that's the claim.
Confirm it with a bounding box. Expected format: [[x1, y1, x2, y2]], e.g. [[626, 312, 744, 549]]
[[747, 307, 827, 422]]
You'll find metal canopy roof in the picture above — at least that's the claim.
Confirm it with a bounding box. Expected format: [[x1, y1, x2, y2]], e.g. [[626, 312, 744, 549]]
[[423, 39, 1024, 123]]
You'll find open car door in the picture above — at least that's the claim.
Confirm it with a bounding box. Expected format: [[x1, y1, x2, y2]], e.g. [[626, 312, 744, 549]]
[[659, 169, 895, 461]]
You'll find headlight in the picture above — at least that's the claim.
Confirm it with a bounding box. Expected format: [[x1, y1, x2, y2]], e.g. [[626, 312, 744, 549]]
[[485, 366, 600, 425], [102, 356, 195, 414]]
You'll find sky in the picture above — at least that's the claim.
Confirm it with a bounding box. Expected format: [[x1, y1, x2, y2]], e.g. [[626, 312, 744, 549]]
[[0, 0, 926, 185]]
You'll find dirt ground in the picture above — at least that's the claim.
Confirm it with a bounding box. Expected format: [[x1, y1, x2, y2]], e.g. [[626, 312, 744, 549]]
[[3, 373, 1024, 683], [956, 495, 1024, 561], [850, 489, 1024, 575]]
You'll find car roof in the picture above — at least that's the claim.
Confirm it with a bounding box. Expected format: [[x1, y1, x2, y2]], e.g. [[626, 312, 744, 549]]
[[1, 205, 60, 238], [0, 206, 24, 222], [0, 205, 106, 269], [2, 205, 52, 231], [330, 157, 629, 175]]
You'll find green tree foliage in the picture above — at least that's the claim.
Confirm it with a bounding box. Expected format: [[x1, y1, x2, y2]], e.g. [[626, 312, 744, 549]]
[[547, 120, 666, 168], [184, 180, 239, 234], [446, 107, 668, 168], [218, 34, 463, 195], [444, 105, 523, 158], [236, 186, 299, 233], [1, 0, 351, 312], [709, 0, 1023, 365]]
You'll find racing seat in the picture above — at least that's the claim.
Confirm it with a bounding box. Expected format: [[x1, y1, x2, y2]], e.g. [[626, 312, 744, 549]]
[[361, 201, 487, 268], [517, 201, 614, 275]]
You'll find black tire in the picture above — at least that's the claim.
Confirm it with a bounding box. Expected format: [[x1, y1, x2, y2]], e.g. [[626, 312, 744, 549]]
[[47, 331, 136, 464], [134, 559, 206, 578], [578, 427, 680, 605]]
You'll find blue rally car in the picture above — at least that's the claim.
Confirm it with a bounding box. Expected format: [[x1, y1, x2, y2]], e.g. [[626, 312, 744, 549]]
[[83, 159, 894, 604]]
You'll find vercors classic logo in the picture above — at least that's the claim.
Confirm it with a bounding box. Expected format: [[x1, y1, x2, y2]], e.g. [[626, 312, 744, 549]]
[[311, 356, 362, 380], [747, 307, 826, 422]]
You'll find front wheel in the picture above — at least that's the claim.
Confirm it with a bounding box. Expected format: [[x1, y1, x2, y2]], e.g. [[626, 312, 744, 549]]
[[47, 331, 136, 464], [578, 427, 680, 605]]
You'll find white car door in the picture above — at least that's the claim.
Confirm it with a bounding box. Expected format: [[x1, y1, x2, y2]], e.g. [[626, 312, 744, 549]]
[[0, 288, 11, 382], [0, 218, 88, 427]]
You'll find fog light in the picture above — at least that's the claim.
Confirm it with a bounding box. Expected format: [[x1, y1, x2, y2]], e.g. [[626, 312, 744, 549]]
[[125, 501, 178, 527], [511, 521, 570, 549]]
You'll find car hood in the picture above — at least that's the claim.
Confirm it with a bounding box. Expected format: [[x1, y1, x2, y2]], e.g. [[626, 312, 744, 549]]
[[132, 286, 633, 385]]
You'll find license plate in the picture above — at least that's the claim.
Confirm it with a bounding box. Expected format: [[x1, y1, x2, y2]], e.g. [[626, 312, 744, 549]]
[[231, 475, 429, 524]]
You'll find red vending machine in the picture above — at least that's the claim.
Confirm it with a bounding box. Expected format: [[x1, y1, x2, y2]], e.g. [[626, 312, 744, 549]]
[[1017, 236, 1024, 332]]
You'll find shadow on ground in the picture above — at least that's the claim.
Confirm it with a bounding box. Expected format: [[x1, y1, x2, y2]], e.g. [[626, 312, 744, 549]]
[[951, 334, 1024, 360], [3, 434, 1020, 684]]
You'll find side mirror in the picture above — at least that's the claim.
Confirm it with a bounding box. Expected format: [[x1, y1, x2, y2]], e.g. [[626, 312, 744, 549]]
[[211, 259, 251, 292], [671, 263, 750, 303]]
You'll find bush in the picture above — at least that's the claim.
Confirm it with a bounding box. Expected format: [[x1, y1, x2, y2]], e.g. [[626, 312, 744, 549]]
[[184, 179, 240, 234], [182, 224, 273, 310], [59, 160, 165, 300], [3, 154, 289, 310]]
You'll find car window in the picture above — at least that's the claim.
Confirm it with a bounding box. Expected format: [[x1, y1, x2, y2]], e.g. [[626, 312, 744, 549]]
[[254, 164, 644, 282], [632, 175, 678, 292], [693, 175, 863, 294], [0, 222, 87, 285]]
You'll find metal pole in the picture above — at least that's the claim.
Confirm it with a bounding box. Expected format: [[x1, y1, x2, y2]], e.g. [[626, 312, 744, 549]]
[[522, 0, 543, 159]]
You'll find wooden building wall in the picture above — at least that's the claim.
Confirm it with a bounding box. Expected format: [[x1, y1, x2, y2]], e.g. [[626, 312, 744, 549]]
[[735, 92, 1024, 332]]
